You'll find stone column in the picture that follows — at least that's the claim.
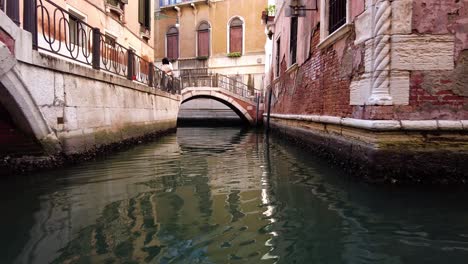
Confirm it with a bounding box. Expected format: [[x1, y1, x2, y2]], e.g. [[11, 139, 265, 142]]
[[368, 0, 393, 105]]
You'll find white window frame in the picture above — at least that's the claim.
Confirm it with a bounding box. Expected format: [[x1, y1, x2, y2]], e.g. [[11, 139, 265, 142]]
[[318, 0, 352, 49], [104, 30, 118, 47], [274, 35, 281, 78], [66, 5, 87, 47], [226, 16, 245, 55], [289, 16, 298, 67]]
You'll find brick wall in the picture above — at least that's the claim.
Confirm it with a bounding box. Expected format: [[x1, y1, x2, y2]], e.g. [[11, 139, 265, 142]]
[[271, 28, 354, 117], [269, 11, 468, 121]]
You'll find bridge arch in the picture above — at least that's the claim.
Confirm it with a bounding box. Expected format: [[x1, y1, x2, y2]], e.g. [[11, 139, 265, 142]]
[[0, 43, 60, 154], [181, 88, 256, 125]]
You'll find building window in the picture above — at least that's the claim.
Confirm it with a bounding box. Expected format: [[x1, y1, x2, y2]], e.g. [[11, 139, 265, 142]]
[[166, 26, 179, 60], [275, 38, 281, 77], [229, 17, 243, 54], [329, 0, 346, 33], [197, 21, 210, 57], [289, 17, 298, 65], [106, 0, 127, 21], [138, 0, 151, 30], [105, 33, 116, 48], [68, 10, 86, 47]]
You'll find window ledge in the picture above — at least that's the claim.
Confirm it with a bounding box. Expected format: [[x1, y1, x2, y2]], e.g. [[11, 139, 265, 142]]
[[285, 63, 298, 74], [318, 24, 353, 50]]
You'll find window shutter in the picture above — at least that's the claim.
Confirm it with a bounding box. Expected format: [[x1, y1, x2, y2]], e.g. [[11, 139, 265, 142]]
[[230, 26, 242, 53], [138, 0, 145, 25], [198, 31, 209, 57], [167, 35, 178, 59], [144, 0, 151, 29]]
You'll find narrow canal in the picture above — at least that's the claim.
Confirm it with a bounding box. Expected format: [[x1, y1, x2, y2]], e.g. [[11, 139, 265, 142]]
[[1, 127, 468, 264]]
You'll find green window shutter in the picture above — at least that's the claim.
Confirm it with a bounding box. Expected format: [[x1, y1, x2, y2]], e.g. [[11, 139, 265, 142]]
[[145, 0, 151, 29], [138, 0, 145, 25]]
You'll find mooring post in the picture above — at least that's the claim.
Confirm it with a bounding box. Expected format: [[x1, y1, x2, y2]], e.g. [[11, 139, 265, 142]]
[[255, 93, 260, 127], [266, 88, 272, 133]]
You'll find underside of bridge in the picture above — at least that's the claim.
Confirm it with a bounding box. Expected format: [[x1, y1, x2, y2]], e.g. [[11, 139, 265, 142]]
[[0, 83, 43, 158], [179, 96, 251, 126]]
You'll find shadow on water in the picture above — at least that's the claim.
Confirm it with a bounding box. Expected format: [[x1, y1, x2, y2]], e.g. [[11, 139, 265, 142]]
[[1, 127, 468, 263]]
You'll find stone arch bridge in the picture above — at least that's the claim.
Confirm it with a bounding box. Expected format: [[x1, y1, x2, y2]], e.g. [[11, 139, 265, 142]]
[[0, 6, 262, 160], [180, 74, 263, 125]]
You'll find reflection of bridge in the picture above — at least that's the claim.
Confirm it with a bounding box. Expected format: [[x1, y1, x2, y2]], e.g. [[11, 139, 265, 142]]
[[181, 74, 264, 125]]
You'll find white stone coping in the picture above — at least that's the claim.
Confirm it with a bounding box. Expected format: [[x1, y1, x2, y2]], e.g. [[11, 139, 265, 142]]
[[264, 113, 468, 131], [318, 24, 353, 50]]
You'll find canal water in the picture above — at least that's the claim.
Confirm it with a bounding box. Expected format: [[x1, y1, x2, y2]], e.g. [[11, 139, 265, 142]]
[[1, 127, 468, 264]]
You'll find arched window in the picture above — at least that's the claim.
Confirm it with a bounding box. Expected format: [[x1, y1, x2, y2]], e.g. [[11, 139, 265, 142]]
[[229, 17, 243, 54], [166, 26, 179, 60], [197, 21, 210, 57]]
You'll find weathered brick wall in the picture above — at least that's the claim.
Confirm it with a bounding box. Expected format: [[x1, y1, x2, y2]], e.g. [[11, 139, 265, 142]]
[[270, 0, 468, 121], [271, 28, 355, 117]]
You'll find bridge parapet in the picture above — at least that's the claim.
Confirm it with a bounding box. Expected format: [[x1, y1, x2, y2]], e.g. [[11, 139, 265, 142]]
[[181, 73, 261, 103]]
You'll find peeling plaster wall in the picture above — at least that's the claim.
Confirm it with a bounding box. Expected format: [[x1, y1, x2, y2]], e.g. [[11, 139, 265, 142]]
[[268, 0, 468, 121]]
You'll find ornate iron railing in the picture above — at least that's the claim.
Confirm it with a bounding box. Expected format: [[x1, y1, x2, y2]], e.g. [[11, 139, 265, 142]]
[[37, 0, 95, 66], [181, 74, 260, 101], [133, 53, 150, 85], [9, 0, 181, 94], [100, 35, 128, 77]]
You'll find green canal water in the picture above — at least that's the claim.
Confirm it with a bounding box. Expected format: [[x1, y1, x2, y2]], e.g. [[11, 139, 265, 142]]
[[1, 127, 468, 264]]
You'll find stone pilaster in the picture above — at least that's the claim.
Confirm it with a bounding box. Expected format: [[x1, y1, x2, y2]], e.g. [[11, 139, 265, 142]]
[[368, 0, 393, 105]]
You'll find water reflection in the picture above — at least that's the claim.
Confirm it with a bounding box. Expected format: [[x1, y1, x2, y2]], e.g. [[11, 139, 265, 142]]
[[1, 127, 468, 263]]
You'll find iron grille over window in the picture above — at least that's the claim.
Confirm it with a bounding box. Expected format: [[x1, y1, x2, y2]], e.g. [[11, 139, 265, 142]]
[[329, 0, 346, 33], [290, 17, 298, 65]]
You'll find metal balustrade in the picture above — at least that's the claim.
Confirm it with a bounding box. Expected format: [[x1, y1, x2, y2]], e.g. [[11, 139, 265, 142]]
[[159, 0, 206, 8], [2, 0, 181, 94], [181, 74, 261, 102]]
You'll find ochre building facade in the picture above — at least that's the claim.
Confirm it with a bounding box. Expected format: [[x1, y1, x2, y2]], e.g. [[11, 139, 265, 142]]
[[154, 0, 268, 89]]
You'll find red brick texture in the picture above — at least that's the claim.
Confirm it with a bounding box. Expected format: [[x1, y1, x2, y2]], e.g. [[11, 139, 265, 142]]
[[269, 25, 468, 120], [270, 29, 354, 118]]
